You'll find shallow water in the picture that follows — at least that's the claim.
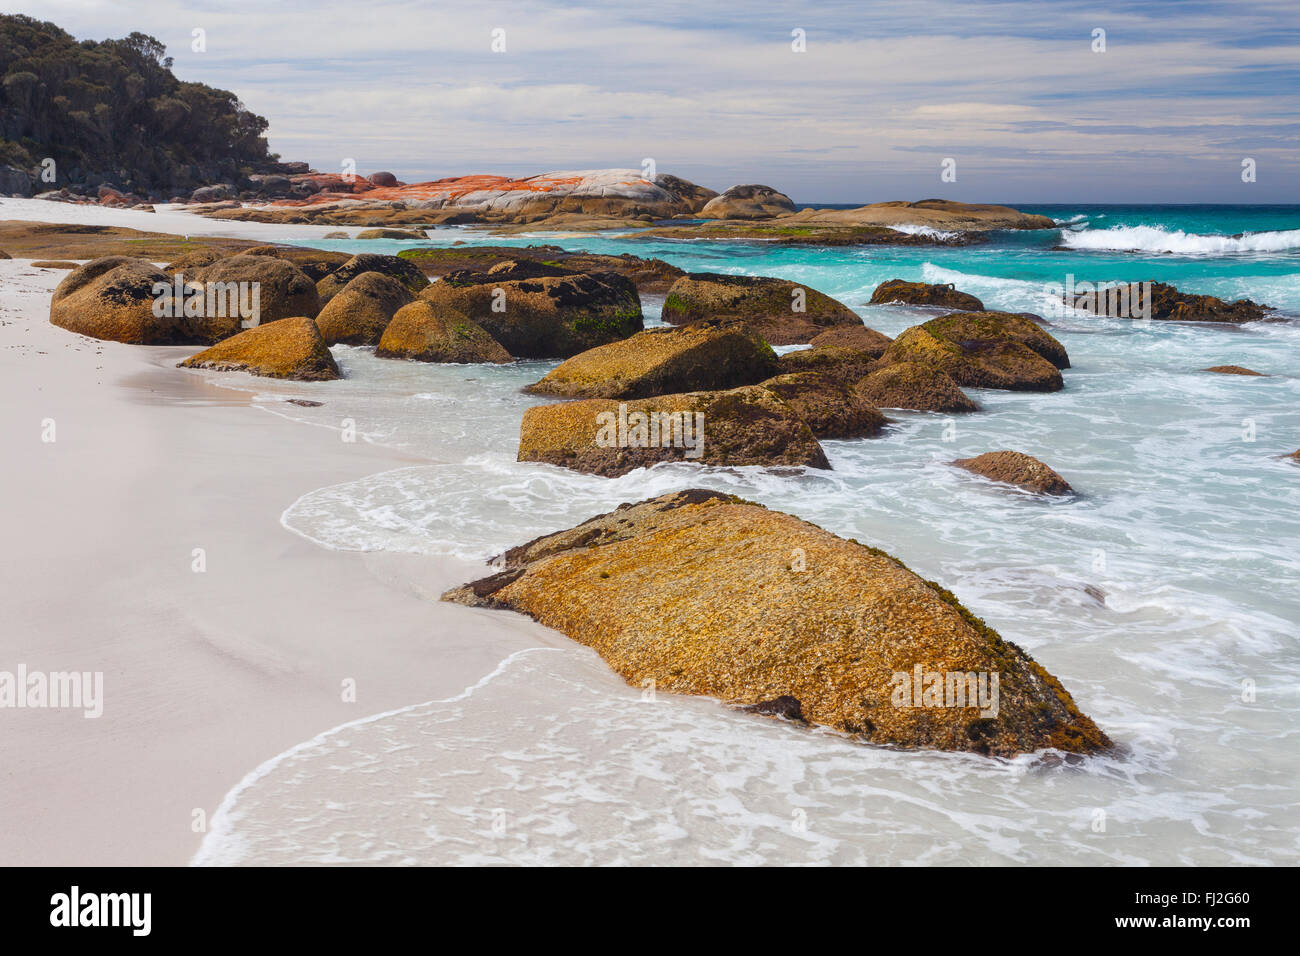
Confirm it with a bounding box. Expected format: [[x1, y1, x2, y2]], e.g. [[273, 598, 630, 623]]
[[194, 206, 1300, 865]]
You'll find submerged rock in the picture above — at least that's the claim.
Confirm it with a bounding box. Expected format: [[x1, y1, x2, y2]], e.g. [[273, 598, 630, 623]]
[[178, 316, 340, 381], [1202, 365, 1266, 376], [662, 273, 861, 345], [517, 386, 829, 476], [758, 371, 889, 439], [856, 361, 979, 412], [421, 268, 643, 358], [443, 490, 1111, 757], [951, 450, 1074, 495], [879, 311, 1068, 392], [314, 272, 414, 346], [375, 301, 513, 364], [526, 322, 778, 399], [869, 279, 985, 312]]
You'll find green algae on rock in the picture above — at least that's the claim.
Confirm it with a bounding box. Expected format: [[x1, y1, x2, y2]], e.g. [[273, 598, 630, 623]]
[[879, 311, 1069, 392], [661, 273, 861, 345], [443, 490, 1111, 757]]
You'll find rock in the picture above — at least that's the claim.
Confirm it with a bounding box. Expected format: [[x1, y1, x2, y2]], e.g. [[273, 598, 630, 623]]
[[355, 227, 426, 240], [0, 249, 10, 259], [758, 371, 889, 439], [178, 316, 340, 381], [1202, 365, 1266, 376], [240, 245, 351, 282], [517, 385, 830, 476], [662, 273, 861, 345], [314, 272, 414, 346], [738, 696, 807, 722], [190, 184, 235, 203], [525, 321, 778, 399], [323, 231, 350, 239], [398, 245, 686, 294], [163, 248, 226, 272], [856, 361, 979, 412], [951, 451, 1073, 495], [50, 257, 177, 343], [421, 269, 643, 358], [776, 325, 893, 381], [1068, 280, 1271, 323], [368, 171, 399, 187], [699, 184, 797, 220], [375, 301, 513, 363], [0, 165, 33, 197], [316, 253, 430, 305], [443, 489, 1111, 756], [30, 260, 77, 269], [193, 254, 321, 337], [1289, 450, 1300, 462], [869, 279, 985, 312], [879, 312, 1068, 392]]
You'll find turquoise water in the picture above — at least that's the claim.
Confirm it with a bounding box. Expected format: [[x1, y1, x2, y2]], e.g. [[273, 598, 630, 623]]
[[195, 206, 1300, 866]]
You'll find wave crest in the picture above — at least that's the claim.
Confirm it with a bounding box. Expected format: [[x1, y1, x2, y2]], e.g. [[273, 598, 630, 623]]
[[1060, 224, 1300, 255]]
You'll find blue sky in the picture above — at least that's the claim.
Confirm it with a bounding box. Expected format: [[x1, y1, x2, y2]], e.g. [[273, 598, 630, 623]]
[[10, 0, 1300, 202]]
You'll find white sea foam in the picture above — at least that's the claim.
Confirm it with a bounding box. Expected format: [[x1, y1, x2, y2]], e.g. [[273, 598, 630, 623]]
[[889, 223, 962, 240], [1060, 224, 1300, 255]]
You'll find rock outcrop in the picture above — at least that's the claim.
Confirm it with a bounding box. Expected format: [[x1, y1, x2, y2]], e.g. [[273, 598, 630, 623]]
[[314, 272, 414, 346], [316, 253, 430, 305], [699, 184, 797, 220], [397, 244, 685, 293], [951, 451, 1073, 495], [517, 386, 829, 476], [375, 301, 513, 364], [662, 273, 861, 345], [869, 279, 985, 311], [421, 267, 643, 358], [1068, 281, 1272, 323], [758, 372, 889, 439], [856, 361, 979, 413], [178, 316, 340, 381], [525, 322, 778, 399], [879, 312, 1069, 392], [443, 490, 1111, 756]]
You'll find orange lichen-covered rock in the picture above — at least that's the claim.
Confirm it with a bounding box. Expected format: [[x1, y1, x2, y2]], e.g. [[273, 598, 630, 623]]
[[443, 490, 1111, 757]]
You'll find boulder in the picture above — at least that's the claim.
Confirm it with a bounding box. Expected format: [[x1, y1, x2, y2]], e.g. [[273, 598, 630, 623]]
[[50, 257, 177, 344], [662, 273, 861, 345], [525, 321, 778, 399], [240, 245, 351, 281], [1202, 365, 1265, 376], [869, 279, 984, 312], [375, 301, 513, 363], [190, 184, 235, 203], [368, 171, 399, 187], [316, 253, 430, 305], [163, 248, 225, 272], [178, 316, 339, 381], [856, 361, 979, 413], [879, 312, 1068, 392], [1067, 281, 1271, 323], [397, 245, 686, 294], [0, 164, 33, 197], [517, 385, 829, 476], [758, 372, 889, 439], [355, 228, 427, 240], [699, 184, 797, 220], [421, 269, 643, 358], [951, 451, 1073, 495], [192, 254, 321, 338], [30, 260, 77, 269], [443, 489, 1111, 757], [314, 272, 414, 346], [776, 325, 893, 381]]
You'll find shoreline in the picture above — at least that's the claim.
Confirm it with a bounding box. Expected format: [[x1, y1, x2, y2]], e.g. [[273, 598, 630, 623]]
[[0, 255, 560, 865]]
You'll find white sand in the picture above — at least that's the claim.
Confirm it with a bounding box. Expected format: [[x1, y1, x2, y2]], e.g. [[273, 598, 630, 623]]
[[0, 248, 557, 865]]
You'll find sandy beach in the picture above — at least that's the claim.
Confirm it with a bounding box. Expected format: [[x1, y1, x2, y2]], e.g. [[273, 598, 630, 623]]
[[0, 207, 561, 865]]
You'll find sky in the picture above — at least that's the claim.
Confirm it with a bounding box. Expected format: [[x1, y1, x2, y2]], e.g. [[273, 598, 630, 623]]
[[7, 0, 1300, 203]]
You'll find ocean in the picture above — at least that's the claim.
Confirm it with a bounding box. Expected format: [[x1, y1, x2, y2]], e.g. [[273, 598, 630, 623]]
[[192, 204, 1300, 865]]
